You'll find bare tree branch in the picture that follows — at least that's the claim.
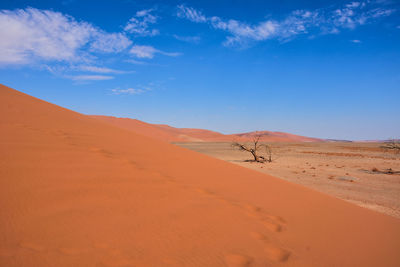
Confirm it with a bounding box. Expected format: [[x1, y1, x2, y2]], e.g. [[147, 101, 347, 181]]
[[232, 132, 273, 163]]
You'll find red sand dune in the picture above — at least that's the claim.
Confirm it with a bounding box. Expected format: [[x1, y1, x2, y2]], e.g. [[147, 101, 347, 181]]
[[91, 115, 322, 142], [1, 84, 400, 267], [230, 130, 322, 142]]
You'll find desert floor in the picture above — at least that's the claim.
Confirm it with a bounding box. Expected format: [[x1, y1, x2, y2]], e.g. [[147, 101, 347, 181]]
[[176, 142, 400, 218]]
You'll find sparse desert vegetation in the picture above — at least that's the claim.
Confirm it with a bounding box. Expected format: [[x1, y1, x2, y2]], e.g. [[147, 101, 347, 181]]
[[232, 133, 273, 163]]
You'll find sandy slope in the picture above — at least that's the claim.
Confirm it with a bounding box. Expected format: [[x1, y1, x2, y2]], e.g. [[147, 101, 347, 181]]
[[1, 84, 400, 267], [91, 115, 322, 143]]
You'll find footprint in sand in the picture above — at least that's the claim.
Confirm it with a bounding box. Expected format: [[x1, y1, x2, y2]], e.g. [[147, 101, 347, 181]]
[[195, 191, 287, 237], [122, 159, 148, 171], [89, 147, 115, 158], [241, 204, 286, 232], [196, 188, 217, 197], [224, 254, 253, 267], [264, 215, 286, 224], [262, 220, 283, 232], [249, 232, 291, 262], [264, 245, 291, 262], [19, 241, 46, 252], [163, 175, 177, 184], [250, 232, 269, 241], [50, 130, 79, 146], [242, 205, 269, 220], [242, 205, 262, 217], [195, 188, 233, 204]]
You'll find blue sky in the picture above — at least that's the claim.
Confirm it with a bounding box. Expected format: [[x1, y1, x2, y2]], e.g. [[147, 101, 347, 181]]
[[0, 0, 399, 140]]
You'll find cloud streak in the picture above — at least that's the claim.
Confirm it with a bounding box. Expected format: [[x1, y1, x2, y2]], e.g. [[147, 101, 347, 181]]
[[70, 75, 114, 81], [124, 9, 159, 36], [177, 5, 207, 23], [129, 45, 182, 59], [0, 8, 132, 65], [176, 1, 396, 46], [173, 34, 201, 43], [111, 88, 146, 95], [77, 65, 132, 74]]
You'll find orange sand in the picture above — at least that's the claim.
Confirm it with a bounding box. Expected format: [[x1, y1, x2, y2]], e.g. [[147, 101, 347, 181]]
[[1, 84, 400, 266], [91, 115, 322, 142]]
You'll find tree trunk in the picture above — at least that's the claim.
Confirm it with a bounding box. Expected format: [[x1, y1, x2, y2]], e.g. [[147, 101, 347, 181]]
[[251, 151, 260, 162]]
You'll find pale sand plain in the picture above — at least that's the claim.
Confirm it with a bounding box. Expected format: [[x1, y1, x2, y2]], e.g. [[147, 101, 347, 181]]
[[1, 84, 400, 266], [176, 142, 400, 218]]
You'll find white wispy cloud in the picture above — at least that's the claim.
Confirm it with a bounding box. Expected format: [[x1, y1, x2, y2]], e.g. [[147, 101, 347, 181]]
[[129, 45, 181, 58], [177, 5, 207, 23], [0, 8, 132, 65], [124, 8, 159, 36], [90, 32, 132, 53], [129, 45, 157, 58], [111, 81, 163, 95], [111, 88, 146, 95], [330, 2, 394, 30], [351, 39, 362, 43], [77, 65, 132, 74], [173, 34, 201, 43], [70, 75, 114, 81], [176, 1, 396, 46], [210, 17, 279, 46]]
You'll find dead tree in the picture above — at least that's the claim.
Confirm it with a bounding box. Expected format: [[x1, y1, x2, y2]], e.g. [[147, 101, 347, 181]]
[[382, 139, 400, 153], [232, 133, 272, 163]]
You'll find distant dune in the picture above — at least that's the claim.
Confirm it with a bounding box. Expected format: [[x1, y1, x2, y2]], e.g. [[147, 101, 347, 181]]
[[91, 115, 323, 142], [229, 130, 323, 142], [1, 84, 400, 267]]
